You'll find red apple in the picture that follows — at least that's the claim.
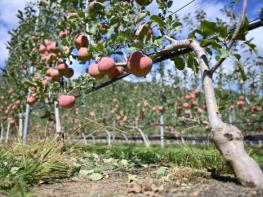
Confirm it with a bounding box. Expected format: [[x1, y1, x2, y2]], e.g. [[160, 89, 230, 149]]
[[88, 63, 105, 79], [127, 51, 152, 77], [58, 95, 76, 108], [97, 57, 116, 74]]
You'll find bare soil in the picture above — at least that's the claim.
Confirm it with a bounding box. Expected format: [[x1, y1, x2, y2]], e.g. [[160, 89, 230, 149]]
[[30, 167, 263, 197]]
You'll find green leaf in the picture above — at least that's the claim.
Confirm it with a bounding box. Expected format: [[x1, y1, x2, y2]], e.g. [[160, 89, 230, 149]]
[[236, 63, 247, 81], [200, 20, 217, 36], [89, 173, 103, 181], [233, 53, 241, 60], [135, 12, 147, 23], [156, 166, 167, 176], [201, 39, 216, 46], [219, 48, 229, 58], [79, 169, 94, 176], [171, 57, 185, 70], [150, 15, 165, 29]]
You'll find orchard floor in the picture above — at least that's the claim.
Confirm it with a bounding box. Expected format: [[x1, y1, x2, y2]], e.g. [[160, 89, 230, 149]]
[[30, 167, 263, 197], [1, 142, 263, 196]]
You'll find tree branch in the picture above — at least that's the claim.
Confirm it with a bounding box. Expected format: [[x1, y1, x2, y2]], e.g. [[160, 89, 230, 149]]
[[209, 0, 248, 76]]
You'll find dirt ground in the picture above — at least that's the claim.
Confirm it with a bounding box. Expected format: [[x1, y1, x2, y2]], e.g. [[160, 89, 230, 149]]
[[30, 167, 263, 197]]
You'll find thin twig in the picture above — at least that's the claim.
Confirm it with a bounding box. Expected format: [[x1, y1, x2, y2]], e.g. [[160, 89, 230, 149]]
[[209, 0, 248, 76]]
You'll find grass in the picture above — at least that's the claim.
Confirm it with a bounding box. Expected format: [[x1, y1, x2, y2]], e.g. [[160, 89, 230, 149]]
[[0, 140, 79, 196], [0, 140, 262, 195]]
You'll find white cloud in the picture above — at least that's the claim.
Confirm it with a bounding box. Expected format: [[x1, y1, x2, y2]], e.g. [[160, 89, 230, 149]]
[[0, 0, 35, 68], [0, 0, 32, 27]]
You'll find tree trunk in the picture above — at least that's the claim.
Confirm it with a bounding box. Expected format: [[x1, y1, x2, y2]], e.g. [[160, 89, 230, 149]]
[[18, 113, 23, 138], [82, 133, 87, 144], [105, 129, 111, 146], [54, 101, 65, 152], [5, 123, 10, 143], [23, 101, 31, 143], [0, 123, 4, 142], [121, 133, 129, 142], [137, 127, 150, 148], [90, 134, 96, 144], [190, 39, 263, 188], [160, 112, 165, 148]]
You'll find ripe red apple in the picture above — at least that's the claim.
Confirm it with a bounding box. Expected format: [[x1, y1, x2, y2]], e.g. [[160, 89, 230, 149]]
[[97, 57, 116, 74], [183, 102, 190, 109], [78, 47, 92, 61], [191, 101, 198, 108], [135, 0, 152, 6], [8, 88, 14, 95], [59, 29, 69, 38], [38, 44, 46, 53], [108, 66, 124, 79], [238, 95, 245, 101], [57, 62, 69, 75], [190, 93, 196, 99], [252, 106, 261, 114], [177, 106, 183, 111], [184, 95, 191, 100], [135, 23, 152, 39], [197, 108, 204, 113], [15, 100, 21, 105], [27, 95, 37, 106], [88, 63, 105, 79], [58, 95, 76, 108], [237, 100, 245, 109], [74, 33, 89, 49], [63, 68, 74, 78], [46, 68, 61, 81], [193, 88, 202, 95], [8, 118, 15, 126], [46, 41, 57, 53], [127, 51, 152, 77]]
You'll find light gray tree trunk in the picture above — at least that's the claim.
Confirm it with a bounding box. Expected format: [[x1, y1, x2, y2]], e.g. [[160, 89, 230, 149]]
[[23, 66, 34, 143], [18, 113, 23, 138], [82, 133, 87, 144], [160, 112, 164, 148], [105, 129, 111, 146], [90, 134, 96, 144], [54, 101, 62, 133], [162, 36, 263, 187], [54, 101, 65, 152], [5, 123, 11, 143], [0, 123, 4, 142], [190, 40, 263, 187], [137, 127, 150, 148]]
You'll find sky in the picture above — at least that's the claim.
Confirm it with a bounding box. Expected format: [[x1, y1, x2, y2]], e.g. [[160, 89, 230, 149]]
[[0, 0, 263, 80]]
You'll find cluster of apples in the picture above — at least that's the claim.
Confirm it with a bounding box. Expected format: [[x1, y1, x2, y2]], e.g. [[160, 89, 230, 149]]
[[74, 33, 92, 62], [38, 39, 62, 65], [177, 88, 204, 116], [0, 89, 22, 126], [237, 95, 246, 109], [45, 62, 74, 83], [87, 51, 153, 80], [252, 105, 262, 115], [3, 89, 21, 113]]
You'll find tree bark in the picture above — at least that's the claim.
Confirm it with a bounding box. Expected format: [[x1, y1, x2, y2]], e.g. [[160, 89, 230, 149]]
[[54, 101, 65, 152], [0, 122, 4, 142], [5, 123, 10, 143], [18, 113, 23, 138], [162, 37, 263, 187], [190, 39, 263, 188]]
